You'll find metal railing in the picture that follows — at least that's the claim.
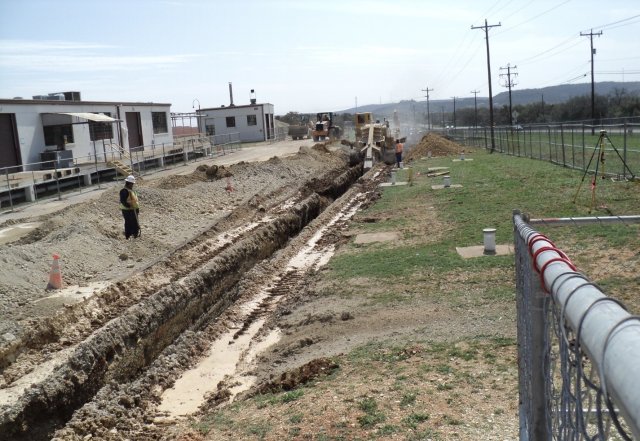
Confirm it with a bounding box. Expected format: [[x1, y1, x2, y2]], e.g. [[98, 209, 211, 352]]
[[448, 123, 639, 179], [0, 133, 242, 213], [513, 210, 640, 440]]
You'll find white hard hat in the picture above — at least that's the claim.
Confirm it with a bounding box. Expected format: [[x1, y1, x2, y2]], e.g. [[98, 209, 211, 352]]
[[125, 175, 136, 184]]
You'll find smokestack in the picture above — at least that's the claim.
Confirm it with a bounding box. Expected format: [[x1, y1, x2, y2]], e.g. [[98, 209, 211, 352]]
[[229, 82, 235, 107], [250, 89, 256, 105]]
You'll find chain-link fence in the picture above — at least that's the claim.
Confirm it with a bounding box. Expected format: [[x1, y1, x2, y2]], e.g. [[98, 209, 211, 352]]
[[513, 211, 640, 440], [448, 122, 639, 179]]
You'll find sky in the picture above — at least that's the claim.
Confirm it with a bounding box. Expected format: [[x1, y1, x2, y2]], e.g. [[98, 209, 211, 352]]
[[0, 0, 639, 114]]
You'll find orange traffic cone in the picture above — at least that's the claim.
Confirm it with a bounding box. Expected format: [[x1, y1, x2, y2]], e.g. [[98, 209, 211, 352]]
[[46, 254, 63, 290]]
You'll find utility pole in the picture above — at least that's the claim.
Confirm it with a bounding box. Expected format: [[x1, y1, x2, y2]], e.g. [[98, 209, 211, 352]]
[[451, 96, 457, 128], [499, 64, 518, 126], [421, 87, 434, 130], [470, 90, 480, 128], [441, 106, 445, 128], [472, 19, 501, 152], [581, 29, 602, 134]]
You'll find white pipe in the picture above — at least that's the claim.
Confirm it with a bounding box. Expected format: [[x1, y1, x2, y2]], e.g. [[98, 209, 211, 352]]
[[483, 228, 496, 255]]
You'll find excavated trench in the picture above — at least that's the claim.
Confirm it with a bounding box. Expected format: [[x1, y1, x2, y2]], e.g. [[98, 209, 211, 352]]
[[0, 163, 374, 440]]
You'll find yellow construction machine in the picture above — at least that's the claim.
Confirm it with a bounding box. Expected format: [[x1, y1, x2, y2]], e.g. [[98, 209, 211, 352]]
[[311, 112, 341, 142], [354, 112, 396, 169]]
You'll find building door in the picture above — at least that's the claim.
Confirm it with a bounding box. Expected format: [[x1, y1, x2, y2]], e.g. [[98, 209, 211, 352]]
[[125, 112, 143, 150], [0, 114, 21, 171]]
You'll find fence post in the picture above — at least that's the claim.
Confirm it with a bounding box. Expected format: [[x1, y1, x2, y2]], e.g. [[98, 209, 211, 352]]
[[623, 122, 628, 179], [513, 210, 551, 441], [581, 124, 586, 172], [560, 123, 566, 167], [547, 127, 552, 163]]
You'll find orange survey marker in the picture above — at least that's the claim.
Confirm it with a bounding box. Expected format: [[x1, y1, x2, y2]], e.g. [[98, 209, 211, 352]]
[[46, 253, 63, 290]]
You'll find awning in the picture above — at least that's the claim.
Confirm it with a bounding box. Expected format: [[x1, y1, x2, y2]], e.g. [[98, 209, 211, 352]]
[[57, 112, 118, 122]]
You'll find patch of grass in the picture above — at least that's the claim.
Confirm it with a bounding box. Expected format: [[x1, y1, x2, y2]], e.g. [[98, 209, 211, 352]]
[[357, 397, 386, 428], [191, 411, 235, 435], [400, 392, 417, 407], [378, 424, 399, 436], [289, 412, 303, 424], [403, 412, 430, 429], [246, 421, 270, 439], [281, 389, 304, 403]]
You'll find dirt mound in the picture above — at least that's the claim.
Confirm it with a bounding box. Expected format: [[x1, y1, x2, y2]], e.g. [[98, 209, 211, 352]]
[[406, 133, 464, 161], [154, 165, 232, 189], [256, 358, 339, 393]]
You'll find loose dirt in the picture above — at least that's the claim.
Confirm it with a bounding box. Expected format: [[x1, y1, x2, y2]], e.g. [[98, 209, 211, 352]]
[[405, 132, 465, 161], [0, 134, 564, 440]]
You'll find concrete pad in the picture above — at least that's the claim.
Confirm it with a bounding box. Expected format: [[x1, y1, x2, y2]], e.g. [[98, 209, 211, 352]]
[[452, 158, 474, 162], [456, 244, 514, 259], [431, 184, 463, 190], [427, 167, 449, 171], [354, 232, 400, 244], [380, 181, 408, 187]]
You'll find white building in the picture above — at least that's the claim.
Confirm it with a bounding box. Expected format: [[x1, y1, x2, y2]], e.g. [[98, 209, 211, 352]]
[[197, 100, 275, 143], [0, 92, 172, 171]]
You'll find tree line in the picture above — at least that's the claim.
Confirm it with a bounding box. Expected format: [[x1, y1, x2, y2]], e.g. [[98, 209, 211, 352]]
[[277, 88, 640, 129]]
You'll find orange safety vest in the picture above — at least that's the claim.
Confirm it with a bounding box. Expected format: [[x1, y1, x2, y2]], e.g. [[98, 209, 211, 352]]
[[120, 189, 139, 210], [395, 143, 404, 153]]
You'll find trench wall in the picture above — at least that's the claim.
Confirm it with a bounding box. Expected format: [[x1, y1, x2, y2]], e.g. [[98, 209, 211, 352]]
[[0, 165, 362, 440]]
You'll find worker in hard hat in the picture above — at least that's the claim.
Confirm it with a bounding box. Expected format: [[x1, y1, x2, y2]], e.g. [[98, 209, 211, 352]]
[[120, 175, 140, 239]]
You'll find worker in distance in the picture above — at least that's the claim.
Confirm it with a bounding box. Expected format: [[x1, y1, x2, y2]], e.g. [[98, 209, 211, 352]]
[[120, 175, 141, 239]]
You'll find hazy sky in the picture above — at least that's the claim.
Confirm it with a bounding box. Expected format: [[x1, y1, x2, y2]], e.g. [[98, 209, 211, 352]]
[[1, 0, 638, 114]]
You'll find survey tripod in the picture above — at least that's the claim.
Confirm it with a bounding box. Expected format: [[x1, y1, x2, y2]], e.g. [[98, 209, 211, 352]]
[[573, 130, 636, 212]]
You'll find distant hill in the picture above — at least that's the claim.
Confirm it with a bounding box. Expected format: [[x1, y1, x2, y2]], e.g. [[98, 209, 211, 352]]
[[338, 81, 640, 117]]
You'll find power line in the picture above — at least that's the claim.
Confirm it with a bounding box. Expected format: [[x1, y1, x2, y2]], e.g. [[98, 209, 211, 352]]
[[494, 0, 572, 36], [584, 14, 640, 33], [516, 36, 582, 65]]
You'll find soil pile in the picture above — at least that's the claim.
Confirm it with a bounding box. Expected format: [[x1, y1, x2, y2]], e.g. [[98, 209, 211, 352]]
[[0, 146, 350, 344], [405, 133, 464, 161]]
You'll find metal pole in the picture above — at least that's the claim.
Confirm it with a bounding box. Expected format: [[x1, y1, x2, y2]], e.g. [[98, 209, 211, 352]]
[[54, 163, 61, 201], [5, 168, 13, 211], [529, 215, 640, 227], [623, 123, 628, 178], [93, 140, 101, 188]]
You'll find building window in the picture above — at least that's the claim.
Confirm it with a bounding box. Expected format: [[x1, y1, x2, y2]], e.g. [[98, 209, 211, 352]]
[[226, 116, 236, 128], [205, 118, 215, 136], [247, 114, 257, 126], [44, 124, 74, 147], [89, 113, 113, 141], [152, 112, 168, 134]]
